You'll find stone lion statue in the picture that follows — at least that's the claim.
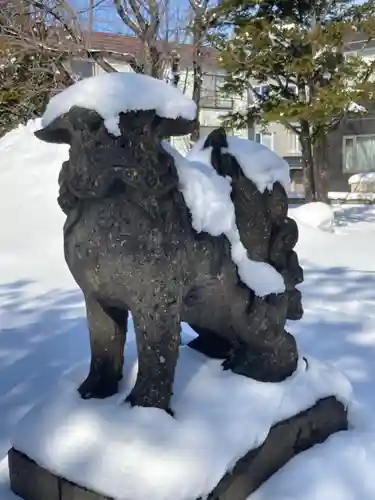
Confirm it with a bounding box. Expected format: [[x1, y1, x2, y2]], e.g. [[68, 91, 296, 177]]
[[35, 105, 302, 415]]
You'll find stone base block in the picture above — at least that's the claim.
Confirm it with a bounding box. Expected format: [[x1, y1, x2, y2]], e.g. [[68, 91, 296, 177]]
[[9, 396, 347, 500]]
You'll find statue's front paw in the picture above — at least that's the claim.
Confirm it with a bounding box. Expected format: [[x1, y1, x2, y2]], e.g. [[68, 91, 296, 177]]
[[125, 384, 174, 417], [78, 373, 120, 399]]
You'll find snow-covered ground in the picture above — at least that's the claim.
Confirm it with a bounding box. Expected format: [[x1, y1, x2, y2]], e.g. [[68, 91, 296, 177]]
[[2, 121, 375, 499]]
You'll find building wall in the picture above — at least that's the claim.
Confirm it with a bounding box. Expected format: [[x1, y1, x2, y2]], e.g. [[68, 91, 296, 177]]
[[327, 42, 375, 192], [328, 111, 375, 191], [258, 122, 301, 157]]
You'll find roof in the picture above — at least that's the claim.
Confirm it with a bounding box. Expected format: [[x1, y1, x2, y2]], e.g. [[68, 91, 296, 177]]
[[89, 31, 218, 69]]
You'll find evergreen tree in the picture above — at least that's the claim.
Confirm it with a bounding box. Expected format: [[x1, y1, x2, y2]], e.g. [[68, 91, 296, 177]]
[[213, 0, 375, 201]]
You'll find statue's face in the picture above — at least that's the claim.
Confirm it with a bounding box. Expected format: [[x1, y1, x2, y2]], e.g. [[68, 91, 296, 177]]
[[48, 108, 180, 201]]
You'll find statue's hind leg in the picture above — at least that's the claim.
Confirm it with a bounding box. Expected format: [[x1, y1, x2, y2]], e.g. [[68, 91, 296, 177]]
[[187, 324, 233, 359], [78, 295, 128, 399], [223, 294, 299, 382]]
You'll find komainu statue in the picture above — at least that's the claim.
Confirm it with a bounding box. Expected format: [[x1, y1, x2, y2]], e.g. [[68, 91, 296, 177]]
[[35, 104, 303, 415]]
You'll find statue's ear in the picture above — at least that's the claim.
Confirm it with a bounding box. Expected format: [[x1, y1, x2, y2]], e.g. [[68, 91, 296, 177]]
[[203, 127, 228, 149], [34, 114, 72, 145], [35, 106, 104, 145]]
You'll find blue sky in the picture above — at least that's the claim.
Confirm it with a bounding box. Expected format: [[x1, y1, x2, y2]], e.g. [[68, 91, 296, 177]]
[[72, 0, 192, 35], [72, 0, 369, 36]]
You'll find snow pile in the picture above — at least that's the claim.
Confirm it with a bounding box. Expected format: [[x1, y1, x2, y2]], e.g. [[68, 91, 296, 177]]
[[0, 119, 71, 289], [41, 72, 197, 137], [163, 141, 285, 296], [348, 102, 367, 113], [12, 341, 352, 500], [250, 428, 375, 500], [292, 202, 335, 233], [189, 134, 291, 193], [348, 172, 375, 185], [329, 191, 375, 202]]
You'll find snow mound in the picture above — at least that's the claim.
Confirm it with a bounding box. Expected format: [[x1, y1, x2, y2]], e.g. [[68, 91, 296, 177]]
[[292, 202, 335, 233], [41, 72, 197, 137], [163, 141, 285, 296], [0, 119, 71, 289], [250, 428, 375, 500], [0, 118, 65, 156], [348, 172, 375, 185], [12, 341, 352, 500], [189, 134, 291, 193], [348, 101, 367, 113]]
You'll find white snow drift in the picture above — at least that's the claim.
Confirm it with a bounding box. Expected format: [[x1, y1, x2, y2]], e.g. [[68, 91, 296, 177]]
[[348, 172, 375, 185], [292, 201, 335, 233]]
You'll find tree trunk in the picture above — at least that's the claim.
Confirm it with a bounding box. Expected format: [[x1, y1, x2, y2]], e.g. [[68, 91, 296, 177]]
[[300, 121, 316, 202], [312, 134, 330, 204], [190, 12, 204, 142], [191, 56, 202, 141], [149, 45, 161, 78]]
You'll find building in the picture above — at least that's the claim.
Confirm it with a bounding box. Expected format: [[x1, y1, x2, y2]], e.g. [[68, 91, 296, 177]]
[[70, 32, 375, 194], [326, 36, 375, 193]]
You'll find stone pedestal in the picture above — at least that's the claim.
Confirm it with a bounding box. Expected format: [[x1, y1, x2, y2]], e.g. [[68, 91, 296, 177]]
[[9, 396, 347, 500]]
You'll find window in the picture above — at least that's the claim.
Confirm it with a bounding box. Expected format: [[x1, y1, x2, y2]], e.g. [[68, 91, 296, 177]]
[[361, 47, 375, 61], [70, 59, 94, 79], [201, 74, 233, 109], [255, 131, 274, 150], [343, 135, 375, 173], [250, 84, 270, 102], [250, 83, 297, 103], [287, 130, 301, 153], [254, 84, 270, 99]]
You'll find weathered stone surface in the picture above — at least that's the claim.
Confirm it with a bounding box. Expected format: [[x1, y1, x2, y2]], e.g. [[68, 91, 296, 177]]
[[8, 448, 60, 500], [34, 106, 303, 414], [8, 396, 347, 500], [61, 479, 112, 500]]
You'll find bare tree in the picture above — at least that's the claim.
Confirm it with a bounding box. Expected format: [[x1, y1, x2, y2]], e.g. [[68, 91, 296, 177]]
[[1, 0, 218, 142], [112, 0, 193, 81], [0, 0, 147, 135], [1, 0, 147, 79]]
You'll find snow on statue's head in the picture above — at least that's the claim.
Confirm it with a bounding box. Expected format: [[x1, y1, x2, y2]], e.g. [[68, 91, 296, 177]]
[[35, 106, 194, 146]]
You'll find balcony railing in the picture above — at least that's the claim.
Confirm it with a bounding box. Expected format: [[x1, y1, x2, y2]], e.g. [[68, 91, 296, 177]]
[[200, 94, 234, 110]]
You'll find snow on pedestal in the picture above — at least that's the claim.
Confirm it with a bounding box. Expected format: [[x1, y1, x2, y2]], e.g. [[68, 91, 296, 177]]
[[11, 340, 352, 500]]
